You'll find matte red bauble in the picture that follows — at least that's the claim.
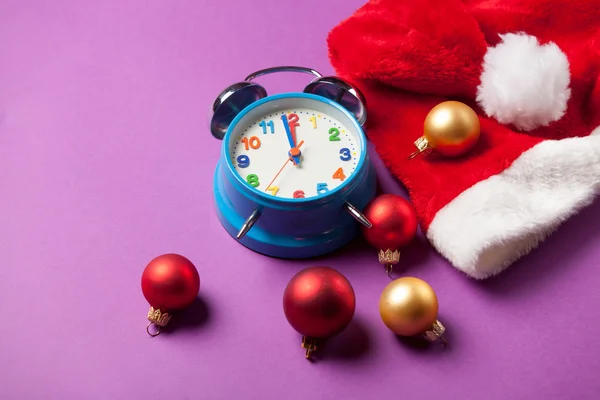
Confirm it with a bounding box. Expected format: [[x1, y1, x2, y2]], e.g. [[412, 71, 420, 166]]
[[283, 266, 355, 359], [141, 253, 200, 336], [361, 194, 418, 276]]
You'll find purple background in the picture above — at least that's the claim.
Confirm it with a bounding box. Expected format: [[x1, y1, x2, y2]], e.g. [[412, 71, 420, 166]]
[[1, 1, 600, 399]]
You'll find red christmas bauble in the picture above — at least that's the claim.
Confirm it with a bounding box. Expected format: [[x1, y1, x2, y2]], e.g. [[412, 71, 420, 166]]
[[361, 194, 418, 250], [283, 266, 355, 339], [141, 253, 200, 312]]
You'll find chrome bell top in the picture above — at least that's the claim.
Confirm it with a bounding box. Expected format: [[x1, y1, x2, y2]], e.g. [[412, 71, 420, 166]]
[[209, 66, 367, 140]]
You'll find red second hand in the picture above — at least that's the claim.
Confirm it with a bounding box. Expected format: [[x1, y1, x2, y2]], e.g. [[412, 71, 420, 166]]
[[265, 140, 304, 191]]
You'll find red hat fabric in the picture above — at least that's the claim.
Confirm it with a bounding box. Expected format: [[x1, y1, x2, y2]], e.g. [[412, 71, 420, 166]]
[[328, 0, 600, 279]]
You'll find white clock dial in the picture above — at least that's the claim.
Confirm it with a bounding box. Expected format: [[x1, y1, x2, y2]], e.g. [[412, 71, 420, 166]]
[[227, 98, 363, 200]]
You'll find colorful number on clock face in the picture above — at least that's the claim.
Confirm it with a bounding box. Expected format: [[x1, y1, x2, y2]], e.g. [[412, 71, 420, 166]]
[[228, 105, 362, 199]]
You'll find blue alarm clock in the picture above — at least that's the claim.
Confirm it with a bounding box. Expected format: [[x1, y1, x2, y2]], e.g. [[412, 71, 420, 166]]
[[210, 66, 376, 259]]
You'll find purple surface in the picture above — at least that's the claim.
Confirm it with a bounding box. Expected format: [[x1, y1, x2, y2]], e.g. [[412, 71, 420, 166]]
[[1, 1, 600, 399]]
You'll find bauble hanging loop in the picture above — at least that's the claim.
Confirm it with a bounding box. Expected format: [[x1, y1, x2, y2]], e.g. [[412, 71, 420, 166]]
[[141, 253, 200, 336], [361, 194, 418, 277], [283, 266, 356, 359], [409, 101, 480, 159], [379, 277, 448, 345]]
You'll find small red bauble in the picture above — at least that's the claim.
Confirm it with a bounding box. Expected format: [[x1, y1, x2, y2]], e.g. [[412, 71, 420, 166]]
[[283, 266, 356, 359], [141, 253, 200, 336], [361, 194, 418, 276]]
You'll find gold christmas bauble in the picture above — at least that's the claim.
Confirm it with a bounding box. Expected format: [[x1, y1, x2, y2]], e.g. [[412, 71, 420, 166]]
[[410, 101, 480, 159], [379, 277, 440, 337]]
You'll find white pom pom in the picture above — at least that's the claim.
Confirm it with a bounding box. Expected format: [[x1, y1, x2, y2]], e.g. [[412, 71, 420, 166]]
[[476, 33, 571, 131]]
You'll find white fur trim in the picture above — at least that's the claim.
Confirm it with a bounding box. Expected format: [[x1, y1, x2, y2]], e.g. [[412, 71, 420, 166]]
[[476, 33, 571, 131], [427, 127, 600, 279]]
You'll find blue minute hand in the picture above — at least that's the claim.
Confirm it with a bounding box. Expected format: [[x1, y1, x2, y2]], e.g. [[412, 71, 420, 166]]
[[281, 115, 301, 165]]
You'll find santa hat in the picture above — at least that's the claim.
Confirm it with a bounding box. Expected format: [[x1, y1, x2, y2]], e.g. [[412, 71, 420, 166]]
[[327, 0, 600, 279]]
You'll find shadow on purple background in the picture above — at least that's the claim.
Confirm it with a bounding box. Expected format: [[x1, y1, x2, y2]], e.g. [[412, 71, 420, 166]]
[[161, 296, 212, 335], [476, 201, 600, 294], [315, 317, 373, 362]]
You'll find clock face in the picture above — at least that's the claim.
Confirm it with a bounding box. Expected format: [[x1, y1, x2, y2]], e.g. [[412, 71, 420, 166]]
[[226, 96, 364, 200]]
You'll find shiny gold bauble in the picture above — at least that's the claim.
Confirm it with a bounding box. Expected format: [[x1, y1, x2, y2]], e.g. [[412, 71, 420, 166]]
[[379, 277, 439, 337], [410, 101, 480, 158]]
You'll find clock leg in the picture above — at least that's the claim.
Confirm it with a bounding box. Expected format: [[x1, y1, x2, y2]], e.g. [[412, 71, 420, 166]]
[[344, 202, 372, 228], [236, 208, 262, 239]]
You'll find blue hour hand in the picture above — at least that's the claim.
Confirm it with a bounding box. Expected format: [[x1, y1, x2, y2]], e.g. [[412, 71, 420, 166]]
[[281, 115, 301, 165]]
